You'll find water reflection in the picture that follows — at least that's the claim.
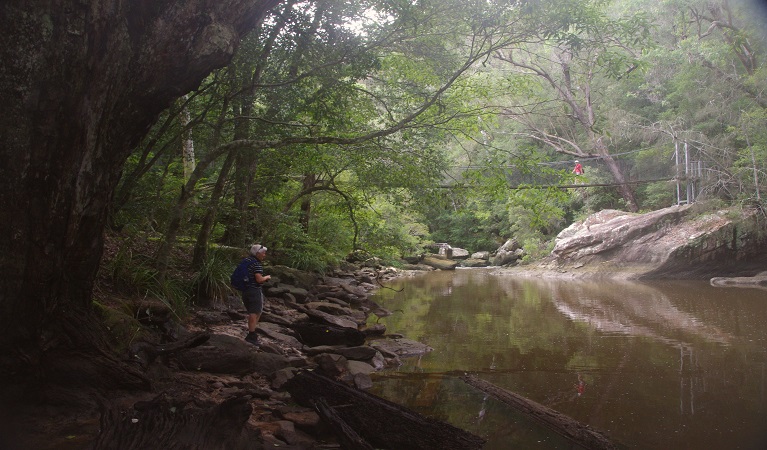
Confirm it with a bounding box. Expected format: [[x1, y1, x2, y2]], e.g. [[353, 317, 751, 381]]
[[369, 269, 767, 450], [539, 278, 733, 346]]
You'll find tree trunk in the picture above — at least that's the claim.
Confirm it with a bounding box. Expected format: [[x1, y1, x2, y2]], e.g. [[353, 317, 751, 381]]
[[593, 136, 639, 212], [462, 375, 617, 450], [0, 0, 279, 390], [192, 95, 234, 269], [180, 95, 197, 182], [299, 173, 317, 231], [192, 151, 237, 269], [286, 370, 486, 450], [228, 95, 258, 246]]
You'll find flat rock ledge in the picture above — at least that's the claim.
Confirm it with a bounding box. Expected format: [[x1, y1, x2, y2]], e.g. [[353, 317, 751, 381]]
[[516, 205, 767, 280]]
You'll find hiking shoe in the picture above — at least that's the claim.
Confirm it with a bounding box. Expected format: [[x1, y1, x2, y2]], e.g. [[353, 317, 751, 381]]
[[245, 332, 259, 346]]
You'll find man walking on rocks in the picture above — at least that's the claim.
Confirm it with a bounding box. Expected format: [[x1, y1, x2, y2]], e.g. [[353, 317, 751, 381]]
[[242, 244, 271, 346]]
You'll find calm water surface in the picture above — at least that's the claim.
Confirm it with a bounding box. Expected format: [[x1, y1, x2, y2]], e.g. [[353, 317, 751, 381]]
[[368, 268, 767, 450]]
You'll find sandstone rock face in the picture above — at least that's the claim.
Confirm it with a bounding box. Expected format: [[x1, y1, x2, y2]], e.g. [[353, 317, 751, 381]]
[[548, 205, 767, 279]]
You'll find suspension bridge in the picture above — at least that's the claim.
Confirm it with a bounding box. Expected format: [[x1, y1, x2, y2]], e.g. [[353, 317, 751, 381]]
[[442, 143, 710, 206]]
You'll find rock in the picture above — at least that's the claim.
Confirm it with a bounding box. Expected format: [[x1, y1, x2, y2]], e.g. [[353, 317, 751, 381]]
[[291, 322, 366, 347], [422, 256, 459, 270], [304, 301, 357, 318], [402, 255, 423, 264], [549, 205, 767, 279], [490, 249, 521, 266], [270, 367, 298, 389], [710, 271, 767, 289], [461, 258, 489, 267], [303, 308, 361, 329], [335, 345, 379, 361], [174, 333, 293, 376], [360, 324, 386, 337], [367, 351, 391, 370], [276, 406, 322, 433], [353, 373, 373, 390], [499, 238, 521, 252], [314, 353, 348, 377], [304, 345, 346, 356], [470, 251, 490, 260], [346, 360, 375, 376], [258, 323, 304, 349], [369, 338, 433, 358], [451, 248, 470, 260], [323, 296, 351, 307], [131, 298, 173, 326], [193, 311, 230, 326], [274, 419, 317, 447], [266, 284, 310, 302], [402, 263, 435, 271]]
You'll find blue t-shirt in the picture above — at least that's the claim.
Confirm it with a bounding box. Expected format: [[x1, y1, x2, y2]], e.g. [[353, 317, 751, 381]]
[[246, 258, 264, 289]]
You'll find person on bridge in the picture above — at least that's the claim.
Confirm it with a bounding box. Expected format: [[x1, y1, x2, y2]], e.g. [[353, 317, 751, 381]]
[[572, 160, 584, 175]]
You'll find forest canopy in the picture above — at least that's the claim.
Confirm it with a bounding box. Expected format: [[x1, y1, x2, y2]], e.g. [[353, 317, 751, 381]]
[[114, 0, 767, 274]]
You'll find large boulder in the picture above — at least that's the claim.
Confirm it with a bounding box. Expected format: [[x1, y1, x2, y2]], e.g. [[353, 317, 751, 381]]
[[422, 256, 459, 270], [490, 248, 523, 266], [547, 205, 767, 279], [499, 239, 521, 252], [450, 247, 470, 260], [174, 333, 294, 376], [461, 258, 489, 268], [470, 251, 490, 260]]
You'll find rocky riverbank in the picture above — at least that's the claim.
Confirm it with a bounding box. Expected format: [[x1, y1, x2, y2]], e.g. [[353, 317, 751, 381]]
[[5, 261, 443, 450]]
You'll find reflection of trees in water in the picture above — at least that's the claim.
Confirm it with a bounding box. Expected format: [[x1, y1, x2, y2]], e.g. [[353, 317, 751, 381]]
[[532, 279, 733, 346], [524, 278, 734, 421]]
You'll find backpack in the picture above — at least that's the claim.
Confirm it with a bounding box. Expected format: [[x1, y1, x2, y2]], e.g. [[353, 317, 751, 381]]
[[230, 258, 252, 291]]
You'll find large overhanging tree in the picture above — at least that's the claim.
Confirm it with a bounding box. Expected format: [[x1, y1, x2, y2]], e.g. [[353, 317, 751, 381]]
[[491, 0, 651, 212], [0, 0, 535, 393], [0, 0, 280, 389]]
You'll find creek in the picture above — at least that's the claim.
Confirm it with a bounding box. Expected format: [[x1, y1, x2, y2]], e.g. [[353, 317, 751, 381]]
[[368, 268, 767, 449]]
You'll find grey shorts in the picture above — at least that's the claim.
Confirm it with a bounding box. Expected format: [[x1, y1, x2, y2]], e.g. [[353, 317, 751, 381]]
[[242, 287, 263, 314]]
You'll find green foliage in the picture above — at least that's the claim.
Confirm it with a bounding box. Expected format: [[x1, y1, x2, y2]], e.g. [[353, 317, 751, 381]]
[[639, 181, 676, 211], [268, 216, 340, 273], [278, 239, 338, 274], [105, 244, 190, 317], [428, 209, 502, 253], [506, 187, 570, 239], [189, 246, 235, 305], [355, 198, 431, 258], [518, 236, 556, 264]]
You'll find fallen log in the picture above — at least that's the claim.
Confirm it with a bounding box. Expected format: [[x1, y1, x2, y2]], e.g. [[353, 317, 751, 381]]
[[313, 397, 375, 450], [286, 370, 485, 450], [462, 375, 616, 450]]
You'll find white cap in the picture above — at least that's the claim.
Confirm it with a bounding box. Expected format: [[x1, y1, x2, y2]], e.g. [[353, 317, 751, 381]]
[[249, 244, 267, 256]]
